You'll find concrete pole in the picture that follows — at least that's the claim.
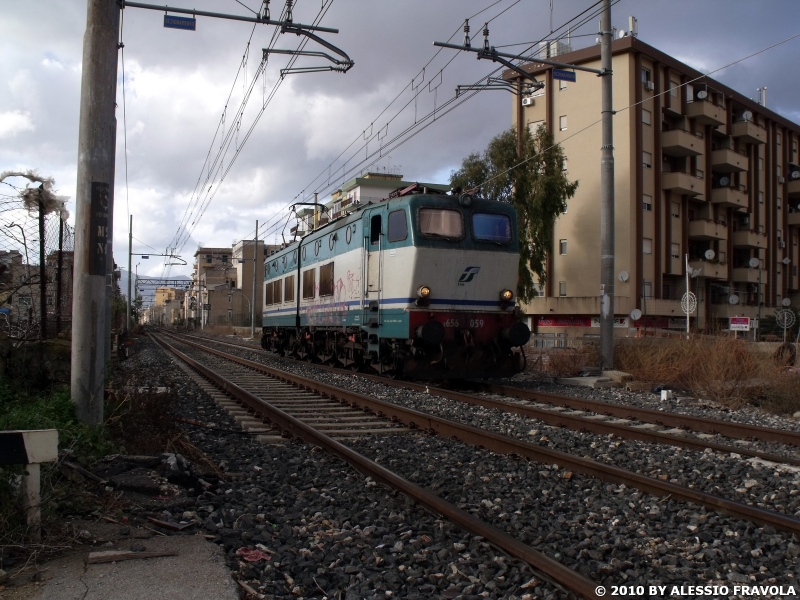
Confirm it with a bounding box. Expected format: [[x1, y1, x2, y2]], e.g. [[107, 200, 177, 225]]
[[251, 219, 258, 339], [71, 0, 120, 424], [598, 0, 615, 371], [127, 214, 132, 331]]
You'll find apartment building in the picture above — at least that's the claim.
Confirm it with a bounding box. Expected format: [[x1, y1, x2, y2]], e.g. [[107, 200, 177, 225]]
[[509, 36, 800, 336]]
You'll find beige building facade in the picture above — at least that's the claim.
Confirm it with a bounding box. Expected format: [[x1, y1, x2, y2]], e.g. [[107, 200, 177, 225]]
[[509, 37, 800, 337]]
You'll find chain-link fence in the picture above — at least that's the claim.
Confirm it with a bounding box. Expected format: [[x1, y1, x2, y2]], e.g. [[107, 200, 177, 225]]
[[0, 176, 75, 341]]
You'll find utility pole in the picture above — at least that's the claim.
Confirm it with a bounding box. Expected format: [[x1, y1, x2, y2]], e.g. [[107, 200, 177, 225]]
[[598, 0, 615, 371], [71, 0, 120, 424], [127, 214, 132, 331], [251, 220, 258, 339]]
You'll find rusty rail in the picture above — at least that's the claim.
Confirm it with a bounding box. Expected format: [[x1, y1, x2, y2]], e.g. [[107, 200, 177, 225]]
[[152, 333, 601, 600], [161, 332, 800, 537]]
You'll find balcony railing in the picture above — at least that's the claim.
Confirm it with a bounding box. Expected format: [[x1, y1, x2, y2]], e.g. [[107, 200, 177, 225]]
[[662, 170, 704, 197], [689, 259, 728, 280], [731, 120, 766, 144], [710, 184, 748, 210], [788, 178, 800, 199], [688, 219, 728, 240], [711, 148, 749, 173], [661, 128, 704, 157], [731, 229, 767, 248], [685, 99, 726, 127]]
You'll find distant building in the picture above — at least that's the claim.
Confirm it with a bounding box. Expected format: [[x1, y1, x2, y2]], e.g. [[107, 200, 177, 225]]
[[507, 36, 800, 338]]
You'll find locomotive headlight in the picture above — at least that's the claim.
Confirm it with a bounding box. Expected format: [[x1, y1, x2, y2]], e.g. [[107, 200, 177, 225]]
[[500, 289, 514, 301], [417, 285, 431, 299]]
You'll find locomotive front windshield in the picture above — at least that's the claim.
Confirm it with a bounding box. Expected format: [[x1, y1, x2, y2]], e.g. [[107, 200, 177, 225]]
[[472, 212, 512, 244], [419, 208, 463, 240]]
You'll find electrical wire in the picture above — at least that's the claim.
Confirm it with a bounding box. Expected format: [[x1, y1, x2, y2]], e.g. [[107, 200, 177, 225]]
[[476, 29, 800, 190]]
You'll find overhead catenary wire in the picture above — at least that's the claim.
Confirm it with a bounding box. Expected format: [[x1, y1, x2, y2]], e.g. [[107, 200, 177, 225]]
[[255, 0, 612, 243]]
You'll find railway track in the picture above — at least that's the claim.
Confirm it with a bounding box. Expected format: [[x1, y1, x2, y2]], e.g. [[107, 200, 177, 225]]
[[177, 331, 800, 465], [160, 331, 800, 534], [151, 332, 600, 599]]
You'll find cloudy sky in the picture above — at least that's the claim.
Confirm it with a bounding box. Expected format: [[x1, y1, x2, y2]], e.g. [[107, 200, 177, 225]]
[[2, 0, 799, 282]]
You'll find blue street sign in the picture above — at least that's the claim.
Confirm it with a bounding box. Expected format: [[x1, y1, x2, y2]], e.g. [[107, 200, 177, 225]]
[[552, 69, 576, 82], [164, 15, 196, 31]]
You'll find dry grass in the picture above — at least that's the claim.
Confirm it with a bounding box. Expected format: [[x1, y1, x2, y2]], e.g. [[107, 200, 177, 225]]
[[615, 336, 800, 413], [525, 344, 599, 378]]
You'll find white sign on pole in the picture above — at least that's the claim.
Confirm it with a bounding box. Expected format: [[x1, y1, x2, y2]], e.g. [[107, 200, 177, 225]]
[[729, 317, 750, 331]]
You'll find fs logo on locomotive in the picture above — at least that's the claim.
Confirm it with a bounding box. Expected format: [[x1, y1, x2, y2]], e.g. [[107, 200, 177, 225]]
[[458, 266, 481, 285]]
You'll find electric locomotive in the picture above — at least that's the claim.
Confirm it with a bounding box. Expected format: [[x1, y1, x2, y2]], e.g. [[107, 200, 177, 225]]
[[261, 186, 530, 379]]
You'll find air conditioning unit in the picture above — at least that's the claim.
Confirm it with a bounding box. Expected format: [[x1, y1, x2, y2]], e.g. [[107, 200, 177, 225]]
[[521, 97, 535, 107], [644, 81, 654, 91], [780, 240, 786, 248], [778, 176, 785, 184]]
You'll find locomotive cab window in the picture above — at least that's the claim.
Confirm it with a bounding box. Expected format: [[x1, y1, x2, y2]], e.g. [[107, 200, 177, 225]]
[[387, 210, 408, 242], [302, 269, 316, 299], [472, 213, 512, 244], [418, 208, 463, 240], [370, 215, 382, 245]]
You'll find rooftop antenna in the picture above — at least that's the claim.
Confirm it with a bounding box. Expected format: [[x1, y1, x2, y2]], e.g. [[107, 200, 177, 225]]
[[628, 16, 638, 38]]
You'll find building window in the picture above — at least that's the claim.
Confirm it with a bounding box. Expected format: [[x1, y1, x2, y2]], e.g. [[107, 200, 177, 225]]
[[642, 281, 652, 298], [643, 151, 652, 168], [559, 281, 567, 296], [671, 243, 680, 259], [559, 115, 567, 131], [777, 165, 782, 177], [642, 109, 651, 125], [672, 202, 680, 218], [793, 140, 798, 155], [562, 158, 568, 172], [759, 191, 764, 204], [777, 196, 781, 209], [559, 79, 567, 91], [562, 202, 568, 214], [528, 120, 545, 134], [641, 67, 651, 83], [643, 194, 653, 211], [221, 255, 228, 263], [777, 132, 782, 146], [670, 80, 679, 97], [559, 239, 567, 255], [205, 255, 212, 264], [759, 157, 764, 171], [643, 238, 653, 254], [663, 284, 671, 299]]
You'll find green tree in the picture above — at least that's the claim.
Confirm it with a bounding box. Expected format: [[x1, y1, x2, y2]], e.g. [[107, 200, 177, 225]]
[[450, 125, 577, 302]]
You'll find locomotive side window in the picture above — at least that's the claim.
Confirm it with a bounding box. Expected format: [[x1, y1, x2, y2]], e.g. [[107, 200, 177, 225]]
[[370, 215, 382, 245], [472, 213, 512, 243], [266, 281, 274, 305], [387, 210, 408, 242], [272, 280, 282, 305], [419, 208, 463, 240], [284, 275, 295, 302], [302, 269, 316, 299], [319, 263, 334, 297]]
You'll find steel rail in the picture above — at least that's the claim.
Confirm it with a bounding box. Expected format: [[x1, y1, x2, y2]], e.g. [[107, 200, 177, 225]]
[[162, 332, 800, 537], [151, 333, 601, 600], [173, 332, 800, 465], [481, 382, 800, 447]]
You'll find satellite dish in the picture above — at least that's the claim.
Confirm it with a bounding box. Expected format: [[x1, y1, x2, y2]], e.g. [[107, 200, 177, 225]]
[[618, 30, 627, 38], [791, 170, 800, 180], [782, 257, 791, 265], [741, 110, 752, 122], [704, 249, 716, 260], [630, 309, 642, 321], [618, 271, 629, 282], [696, 90, 708, 100], [718, 176, 730, 187], [729, 295, 740, 305], [749, 257, 760, 269], [782, 298, 791, 307]]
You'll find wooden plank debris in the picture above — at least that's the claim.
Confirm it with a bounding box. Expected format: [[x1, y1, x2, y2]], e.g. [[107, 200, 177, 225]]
[[86, 550, 177, 564]]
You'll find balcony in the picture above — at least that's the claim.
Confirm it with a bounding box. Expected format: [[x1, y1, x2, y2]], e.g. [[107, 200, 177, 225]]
[[711, 185, 748, 210], [711, 148, 748, 173], [731, 120, 766, 144], [788, 211, 800, 227], [788, 178, 800, 199], [689, 259, 728, 280], [661, 128, 703, 157], [662, 171, 704, 197], [732, 229, 767, 248], [686, 100, 726, 127], [688, 219, 727, 241], [732, 268, 760, 284]]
